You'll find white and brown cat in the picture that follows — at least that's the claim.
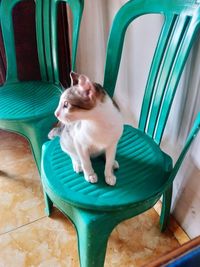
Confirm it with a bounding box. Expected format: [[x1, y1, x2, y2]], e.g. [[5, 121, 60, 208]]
[[48, 72, 123, 186]]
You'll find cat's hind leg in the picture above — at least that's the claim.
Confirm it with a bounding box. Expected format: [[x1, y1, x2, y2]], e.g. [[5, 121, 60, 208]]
[[102, 154, 119, 170], [48, 127, 60, 139]]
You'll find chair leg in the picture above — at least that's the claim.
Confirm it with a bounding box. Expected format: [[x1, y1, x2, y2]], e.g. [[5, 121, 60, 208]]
[[44, 191, 53, 216], [0, 117, 56, 173], [160, 185, 173, 232], [74, 211, 115, 267], [25, 117, 56, 173], [28, 134, 43, 173]]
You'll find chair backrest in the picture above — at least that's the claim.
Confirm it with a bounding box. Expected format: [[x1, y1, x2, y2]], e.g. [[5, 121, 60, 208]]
[[36, 0, 83, 84], [0, 0, 83, 84], [103, 0, 200, 144]]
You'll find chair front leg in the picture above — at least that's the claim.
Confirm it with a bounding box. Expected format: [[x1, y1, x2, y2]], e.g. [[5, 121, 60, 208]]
[[74, 210, 117, 267]]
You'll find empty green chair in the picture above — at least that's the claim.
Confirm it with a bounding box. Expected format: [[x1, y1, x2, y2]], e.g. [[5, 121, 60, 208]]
[[0, 0, 83, 172], [41, 0, 200, 266]]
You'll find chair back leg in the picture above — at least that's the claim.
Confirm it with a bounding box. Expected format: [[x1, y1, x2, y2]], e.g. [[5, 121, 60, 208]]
[[43, 192, 53, 216], [160, 185, 173, 232]]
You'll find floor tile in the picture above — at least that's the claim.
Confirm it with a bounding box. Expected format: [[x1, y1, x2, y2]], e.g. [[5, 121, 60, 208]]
[[0, 209, 180, 267], [106, 208, 179, 266], [0, 130, 180, 266], [0, 130, 45, 234]]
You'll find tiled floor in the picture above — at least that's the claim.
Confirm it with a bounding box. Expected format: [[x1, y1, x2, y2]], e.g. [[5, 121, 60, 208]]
[[0, 130, 182, 267]]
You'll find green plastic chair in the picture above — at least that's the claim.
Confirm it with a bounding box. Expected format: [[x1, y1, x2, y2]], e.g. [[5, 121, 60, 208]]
[[0, 0, 83, 172], [41, 1, 200, 266]]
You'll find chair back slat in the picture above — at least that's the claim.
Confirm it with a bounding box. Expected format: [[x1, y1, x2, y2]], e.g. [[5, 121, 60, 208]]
[[66, 0, 84, 70], [48, 0, 84, 83], [153, 18, 200, 143], [0, 0, 21, 83], [103, 0, 200, 144], [1, 0, 83, 84], [35, 0, 48, 82], [141, 14, 197, 143], [36, 0, 58, 84], [138, 14, 176, 133]]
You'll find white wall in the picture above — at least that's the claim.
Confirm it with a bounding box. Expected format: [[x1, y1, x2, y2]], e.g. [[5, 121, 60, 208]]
[[76, 0, 200, 238], [172, 159, 200, 239]]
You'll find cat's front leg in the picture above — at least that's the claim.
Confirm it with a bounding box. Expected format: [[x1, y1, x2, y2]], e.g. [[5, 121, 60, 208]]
[[60, 138, 83, 174], [74, 143, 98, 183], [72, 158, 83, 173], [105, 144, 118, 186]]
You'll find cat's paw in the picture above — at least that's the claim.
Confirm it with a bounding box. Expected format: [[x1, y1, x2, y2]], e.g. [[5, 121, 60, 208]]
[[48, 128, 56, 140], [105, 174, 116, 186], [85, 173, 98, 183], [113, 160, 119, 170], [73, 162, 83, 173]]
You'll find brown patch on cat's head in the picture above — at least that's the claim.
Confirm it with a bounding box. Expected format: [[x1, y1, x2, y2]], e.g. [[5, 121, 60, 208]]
[[93, 83, 107, 103], [54, 72, 120, 123], [62, 72, 107, 111]]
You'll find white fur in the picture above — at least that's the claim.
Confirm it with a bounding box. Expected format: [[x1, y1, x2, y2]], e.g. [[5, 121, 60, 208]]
[[51, 72, 123, 186], [55, 94, 123, 186]]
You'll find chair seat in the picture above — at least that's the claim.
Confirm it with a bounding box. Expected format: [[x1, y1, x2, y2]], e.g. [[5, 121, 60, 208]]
[[0, 81, 61, 120], [41, 125, 173, 211]]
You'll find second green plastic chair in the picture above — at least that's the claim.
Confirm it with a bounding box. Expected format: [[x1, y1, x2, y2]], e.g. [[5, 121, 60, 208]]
[[0, 0, 83, 172]]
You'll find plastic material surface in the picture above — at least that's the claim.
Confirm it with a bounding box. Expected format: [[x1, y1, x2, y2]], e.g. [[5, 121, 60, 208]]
[[104, 0, 200, 144], [0, 0, 83, 171], [42, 125, 172, 211], [41, 1, 200, 266], [0, 82, 61, 120]]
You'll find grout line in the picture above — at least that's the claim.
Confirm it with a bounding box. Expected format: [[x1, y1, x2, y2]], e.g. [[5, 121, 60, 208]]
[[0, 215, 47, 237], [154, 201, 190, 245]]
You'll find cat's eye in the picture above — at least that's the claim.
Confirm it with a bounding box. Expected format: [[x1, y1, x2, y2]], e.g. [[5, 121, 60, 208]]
[[63, 102, 68, 108]]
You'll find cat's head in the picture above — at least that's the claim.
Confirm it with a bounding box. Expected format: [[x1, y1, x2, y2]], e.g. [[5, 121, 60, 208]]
[[54, 71, 106, 123]]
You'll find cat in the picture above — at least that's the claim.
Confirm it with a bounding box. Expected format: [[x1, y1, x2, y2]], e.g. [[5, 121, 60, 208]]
[[48, 71, 123, 186]]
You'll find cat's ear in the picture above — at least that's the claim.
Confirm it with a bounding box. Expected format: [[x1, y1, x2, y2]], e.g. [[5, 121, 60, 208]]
[[78, 75, 95, 99], [70, 71, 79, 86], [78, 75, 91, 90]]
